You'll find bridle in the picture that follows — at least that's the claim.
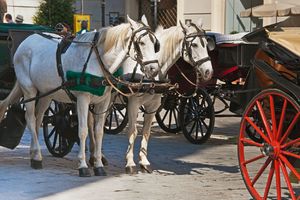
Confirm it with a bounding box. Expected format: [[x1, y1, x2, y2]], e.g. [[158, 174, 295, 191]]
[[181, 22, 211, 68], [126, 25, 160, 74], [173, 22, 212, 98]]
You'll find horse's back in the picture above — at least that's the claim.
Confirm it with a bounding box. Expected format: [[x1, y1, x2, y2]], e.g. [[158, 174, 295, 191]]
[[13, 34, 62, 93]]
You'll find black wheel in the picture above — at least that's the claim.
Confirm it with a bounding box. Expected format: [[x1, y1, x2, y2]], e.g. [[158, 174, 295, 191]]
[[43, 101, 75, 157], [104, 94, 128, 134], [155, 92, 181, 133], [179, 88, 215, 144]]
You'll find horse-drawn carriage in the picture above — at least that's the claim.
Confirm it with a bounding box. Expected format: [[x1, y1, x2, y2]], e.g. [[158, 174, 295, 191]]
[[0, 16, 298, 198], [99, 18, 300, 198]]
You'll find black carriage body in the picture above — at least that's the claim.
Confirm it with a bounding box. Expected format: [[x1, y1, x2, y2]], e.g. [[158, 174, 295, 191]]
[[0, 23, 53, 149], [167, 34, 260, 116], [0, 23, 53, 99]]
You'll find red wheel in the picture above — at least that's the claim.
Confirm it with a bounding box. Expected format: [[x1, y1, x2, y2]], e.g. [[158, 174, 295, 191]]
[[238, 89, 300, 200]]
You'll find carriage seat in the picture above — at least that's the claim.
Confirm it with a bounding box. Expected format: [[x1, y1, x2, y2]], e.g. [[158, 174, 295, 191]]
[[263, 29, 300, 71], [268, 29, 300, 58], [207, 32, 248, 44]]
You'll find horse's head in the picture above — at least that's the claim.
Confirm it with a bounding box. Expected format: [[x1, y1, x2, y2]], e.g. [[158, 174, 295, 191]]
[[179, 19, 214, 81], [126, 15, 160, 79]]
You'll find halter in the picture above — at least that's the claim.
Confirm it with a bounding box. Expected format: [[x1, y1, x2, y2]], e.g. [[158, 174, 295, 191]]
[[127, 25, 160, 73], [181, 22, 211, 68]]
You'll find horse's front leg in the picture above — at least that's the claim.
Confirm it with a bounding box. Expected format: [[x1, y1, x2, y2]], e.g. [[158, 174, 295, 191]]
[[88, 110, 108, 167], [139, 96, 161, 173], [77, 95, 91, 177], [92, 98, 111, 176], [125, 97, 140, 174], [87, 111, 96, 166]]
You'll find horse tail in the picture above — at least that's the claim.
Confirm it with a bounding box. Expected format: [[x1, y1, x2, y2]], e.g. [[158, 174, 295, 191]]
[[0, 81, 22, 121]]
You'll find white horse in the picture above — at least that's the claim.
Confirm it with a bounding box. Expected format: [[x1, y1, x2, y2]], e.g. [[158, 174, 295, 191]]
[[0, 16, 160, 177], [89, 19, 214, 174]]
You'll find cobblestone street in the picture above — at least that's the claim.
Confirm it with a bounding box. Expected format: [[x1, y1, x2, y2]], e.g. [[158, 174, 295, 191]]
[[0, 111, 257, 200]]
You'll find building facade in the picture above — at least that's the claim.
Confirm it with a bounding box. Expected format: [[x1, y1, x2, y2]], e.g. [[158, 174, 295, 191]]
[[5, 0, 300, 33]]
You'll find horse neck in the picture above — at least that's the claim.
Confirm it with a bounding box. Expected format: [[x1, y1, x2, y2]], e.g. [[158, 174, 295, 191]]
[[98, 25, 132, 74], [157, 27, 184, 78]]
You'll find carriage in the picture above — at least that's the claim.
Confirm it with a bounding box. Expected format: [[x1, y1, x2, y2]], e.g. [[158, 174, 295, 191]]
[[96, 18, 300, 198], [0, 23, 53, 149], [0, 17, 298, 198]]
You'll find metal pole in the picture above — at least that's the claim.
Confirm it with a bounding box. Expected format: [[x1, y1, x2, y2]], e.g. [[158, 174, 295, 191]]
[[250, 0, 252, 31], [81, 0, 84, 14], [153, 0, 158, 29], [101, 0, 105, 27]]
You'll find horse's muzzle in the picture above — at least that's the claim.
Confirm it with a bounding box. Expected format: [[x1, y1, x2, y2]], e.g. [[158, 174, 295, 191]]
[[142, 60, 160, 79], [197, 65, 213, 81]]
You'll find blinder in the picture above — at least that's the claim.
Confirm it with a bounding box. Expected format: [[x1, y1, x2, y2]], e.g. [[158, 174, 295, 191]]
[[206, 37, 215, 51], [127, 25, 160, 75], [154, 39, 160, 53]]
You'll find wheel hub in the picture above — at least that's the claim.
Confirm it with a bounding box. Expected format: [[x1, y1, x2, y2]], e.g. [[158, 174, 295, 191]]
[[260, 142, 280, 159]]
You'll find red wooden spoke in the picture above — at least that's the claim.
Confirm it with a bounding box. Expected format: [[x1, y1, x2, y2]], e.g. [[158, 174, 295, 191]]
[[281, 150, 300, 160], [263, 162, 275, 200], [279, 159, 297, 200], [243, 154, 266, 166], [279, 154, 300, 180], [279, 113, 300, 144], [274, 159, 281, 200], [251, 157, 272, 186], [256, 101, 274, 142], [281, 138, 300, 149], [241, 138, 264, 147], [276, 99, 287, 141], [245, 117, 271, 144], [269, 95, 277, 138]]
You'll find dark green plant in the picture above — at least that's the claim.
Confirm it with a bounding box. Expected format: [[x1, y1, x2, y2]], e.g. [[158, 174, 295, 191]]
[[230, 30, 239, 34], [33, 0, 75, 28]]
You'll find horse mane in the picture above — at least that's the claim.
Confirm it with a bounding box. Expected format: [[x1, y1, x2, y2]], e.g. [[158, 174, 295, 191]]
[[99, 23, 131, 53], [73, 23, 131, 53], [158, 26, 184, 63]]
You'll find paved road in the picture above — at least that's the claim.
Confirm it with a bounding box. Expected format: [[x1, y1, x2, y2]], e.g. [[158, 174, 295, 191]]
[[0, 109, 256, 200]]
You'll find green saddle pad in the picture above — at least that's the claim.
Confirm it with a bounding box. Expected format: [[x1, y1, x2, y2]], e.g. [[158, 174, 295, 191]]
[[66, 68, 123, 96]]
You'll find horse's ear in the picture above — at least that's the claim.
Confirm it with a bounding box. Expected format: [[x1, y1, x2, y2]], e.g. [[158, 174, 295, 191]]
[[179, 20, 187, 32], [196, 18, 203, 29], [155, 25, 164, 34], [141, 15, 149, 26], [127, 15, 138, 29]]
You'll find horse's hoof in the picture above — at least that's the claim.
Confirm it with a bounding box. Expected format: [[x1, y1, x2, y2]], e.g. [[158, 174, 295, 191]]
[[30, 159, 43, 169], [94, 167, 107, 176], [140, 165, 153, 173], [79, 168, 91, 177], [125, 166, 137, 174], [101, 156, 109, 166], [89, 157, 95, 167]]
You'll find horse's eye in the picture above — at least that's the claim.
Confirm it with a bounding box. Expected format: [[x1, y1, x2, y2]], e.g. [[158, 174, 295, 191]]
[[139, 41, 145, 46], [191, 43, 198, 47]]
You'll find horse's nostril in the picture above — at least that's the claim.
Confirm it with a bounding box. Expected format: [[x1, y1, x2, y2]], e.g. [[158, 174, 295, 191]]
[[205, 69, 211, 76], [150, 66, 157, 72]]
